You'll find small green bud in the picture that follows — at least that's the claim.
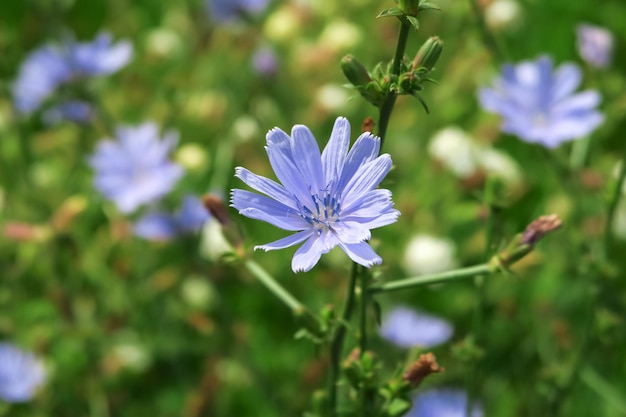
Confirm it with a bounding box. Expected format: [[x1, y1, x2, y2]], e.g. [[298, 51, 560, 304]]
[[412, 36, 443, 72], [398, 0, 420, 16], [340, 55, 372, 87]]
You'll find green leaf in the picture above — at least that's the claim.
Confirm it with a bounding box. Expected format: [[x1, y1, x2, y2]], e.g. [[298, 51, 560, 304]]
[[387, 398, 412, 417], [372, 298, 382, 327], [411, 92, 430, 113], [377, 7, 404, 18], [406, 15, 420, 31], [419, 1, 441, 11]]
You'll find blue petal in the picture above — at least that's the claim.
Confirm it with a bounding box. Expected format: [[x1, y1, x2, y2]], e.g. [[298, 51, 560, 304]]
[[342, 155, 393, 208], [265, 128, 312, 203], [290, 124, 324, 192], [332, 221, 371, 244], [134, 213, 179, 240], [233, 188, 309, 230], [337, 132, 381, 193], [321, 117, 351, 184], [337, 241, 382, 268], [552, 63, 582, 102], [255, 229, 313, 251], [234, 167, 296, 208], [291, 235, 330, 272]]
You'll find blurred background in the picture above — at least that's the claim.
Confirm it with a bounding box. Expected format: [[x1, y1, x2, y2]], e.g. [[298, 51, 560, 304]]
[[1, 0, 626, 416]]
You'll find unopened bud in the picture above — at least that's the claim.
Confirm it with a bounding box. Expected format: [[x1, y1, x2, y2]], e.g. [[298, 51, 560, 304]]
[[402, 352, 444, 387], [521, 214, 562, 246], [412, 36, 443, 72], [340, 55, 372, 87], [398, 0, 420, 16], [202, 194, 231, 226]]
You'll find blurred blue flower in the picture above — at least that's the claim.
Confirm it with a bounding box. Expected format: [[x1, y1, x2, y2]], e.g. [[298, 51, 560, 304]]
[[408, 389, 483, 417], [13, 32, 132, 115], [89, 123, 184, 214], [206, 0, 269, 22], [42, 100, 93, 125], [478, 56, 604, 148], [0, 343, 46, 403], [252, 46, 278, 76], [134, 195, 210, 241], [379, 306, 453, 348], [576, 23, 613, 69], [232, 117, 399, 273]]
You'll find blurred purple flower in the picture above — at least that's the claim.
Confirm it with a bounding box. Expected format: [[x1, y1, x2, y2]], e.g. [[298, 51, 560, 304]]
[[42, 100, 93, 125], [576, 23, 613, 69], [232, 117, 399, 273], [478, 56, 604, 148], [0, 343, 46, 403], [408, 389, 483, 417], [379, 306, 453, 348], [89, 122, 184, 214], [206, 0, 269, 22], [12, 32, 132, 115], [134, 195, 210, 241], [252, 46, 278, 76]]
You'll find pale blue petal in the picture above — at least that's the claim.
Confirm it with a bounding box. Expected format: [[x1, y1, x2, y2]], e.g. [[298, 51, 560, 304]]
[[337, 132, 381, 193], [332, 221, 371, 244], [232, 189, 309, 230], [379, 306, 453, 348], [552, 63, 582, 102], [134, 213, 178, 240], [290, 125, 324, 192], [321, 117, 350, 183], [234, 167, 295, 208], [255, 229, 313, 251], [291, 235, 329, 272], [342, 155, 392, 207], [346, 210, 400, 230], [265, 129, 311, 203], [338, 241, 382, 267]]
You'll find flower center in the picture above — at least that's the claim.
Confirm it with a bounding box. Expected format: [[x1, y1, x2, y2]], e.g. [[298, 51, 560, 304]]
[[298, 189, 341, 233]]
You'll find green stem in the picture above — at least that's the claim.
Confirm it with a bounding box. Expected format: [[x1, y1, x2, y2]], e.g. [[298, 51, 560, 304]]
[[580, 366, 626, 414], [604, 149, 626, 253], [358, 267, 368, 355], [369, 264, 491, 294], [377, 19, 411, 147], [244, 260, 303, 312], [328, 262, 359, 416]]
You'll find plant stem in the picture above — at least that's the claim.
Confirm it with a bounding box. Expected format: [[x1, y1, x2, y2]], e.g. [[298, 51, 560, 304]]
[[377, 19, 411, 147], [358, 267, 368, 355], [244, 260, 303, 312], [369, 264, 491, 294], [604, 148, 626, 254], [328, 262, 359, 416]]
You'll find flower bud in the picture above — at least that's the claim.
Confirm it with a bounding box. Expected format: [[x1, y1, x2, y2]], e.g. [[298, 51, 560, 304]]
[[340, 55, 372, 87], [412, 36, 443, 72]]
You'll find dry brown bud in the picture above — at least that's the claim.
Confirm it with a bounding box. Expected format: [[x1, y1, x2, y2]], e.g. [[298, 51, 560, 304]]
[[521, 214, 563, 245], [402, 352, 444, 387], [361, 117, 375, 134], [202, 194, 231, 226]]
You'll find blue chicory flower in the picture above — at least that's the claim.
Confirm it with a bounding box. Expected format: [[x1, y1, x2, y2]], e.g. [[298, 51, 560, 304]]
[[12, 32, 132, 115], [231, 117, 400, 273], [379, 306, 453, 348], [478, 56, 604, 148], [206, 0, 269, 22], [89, 122, 184, 214], [408, 389, 483, 417], [576, 23, 614, 69], [134, 195, 211, 241], [0, 343, 46, 403]]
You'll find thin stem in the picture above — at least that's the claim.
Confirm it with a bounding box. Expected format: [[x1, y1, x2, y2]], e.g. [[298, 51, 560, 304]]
[[369, 264, 491, 294], [358, 267, 368, 355], [244, 260, 303, 312], [604, 150, 626, 253], [328, 262, 359, 416], [377, 19, 411, 147]]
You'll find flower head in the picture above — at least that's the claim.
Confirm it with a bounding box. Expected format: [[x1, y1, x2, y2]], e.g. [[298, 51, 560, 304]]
[[42, 100, 93, 125], [12, 32, 132, 115], [478, 56, 604, 148], [231, 117, 399, 272], [408, 389, 483, 417], [89, 122, 183, 214], [252, 46, 278, 76], [0, 343, 46, 403], [576, 23, 614, 69], [134, 195, 210, 241], [379, 306, 453, 348], [206, 0, 269, 22]]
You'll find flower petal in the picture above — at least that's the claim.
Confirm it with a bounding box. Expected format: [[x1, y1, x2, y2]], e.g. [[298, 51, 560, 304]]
[[291, 124, 324, 192], [342, 155, 393, 207], [291, 234, 335, 272], [265, 128, 312, 203], [231, 189, 309, 230], [337, 132, 381, 193], [234, 167, 295, 208], [338, 241, 382, 267], [321, 117, 351, 184], [255, 229, 313, 251]]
